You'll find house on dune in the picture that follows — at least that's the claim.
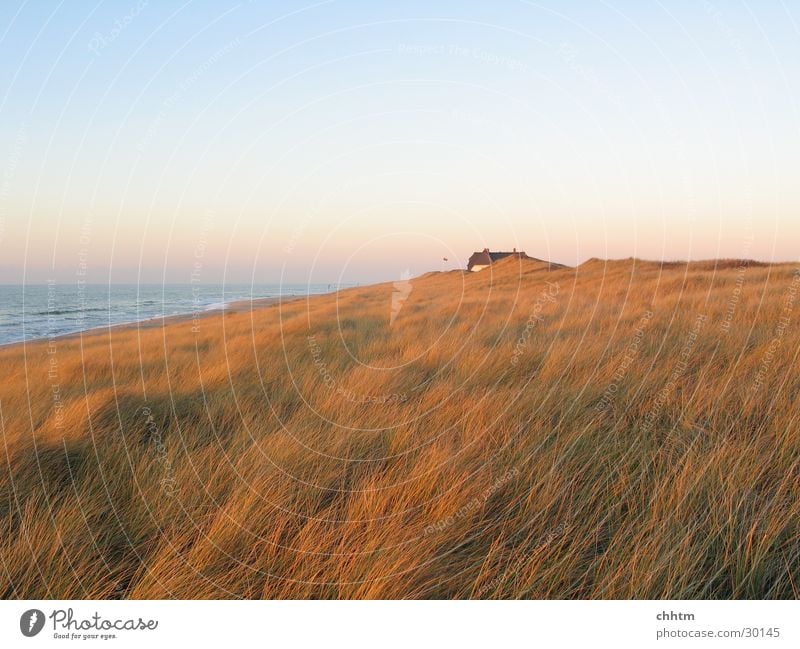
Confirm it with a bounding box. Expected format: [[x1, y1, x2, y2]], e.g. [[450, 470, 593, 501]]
[[467, 248, 529, 272]]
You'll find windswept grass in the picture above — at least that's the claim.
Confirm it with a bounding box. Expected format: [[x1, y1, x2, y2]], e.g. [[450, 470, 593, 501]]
[[1, 256, 798, 598]]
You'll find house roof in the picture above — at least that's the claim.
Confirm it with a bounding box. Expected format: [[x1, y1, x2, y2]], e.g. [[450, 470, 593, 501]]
[[489, 251, 524, 261], [468, 250, 492, 267], [467, 249, 528, 270]]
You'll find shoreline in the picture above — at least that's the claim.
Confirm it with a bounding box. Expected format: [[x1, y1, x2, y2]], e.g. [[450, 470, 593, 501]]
[[0, 293, 309, 351]]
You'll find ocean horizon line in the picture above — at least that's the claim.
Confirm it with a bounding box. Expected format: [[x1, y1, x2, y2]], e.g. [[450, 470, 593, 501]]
[[0, 281, 353, 287]]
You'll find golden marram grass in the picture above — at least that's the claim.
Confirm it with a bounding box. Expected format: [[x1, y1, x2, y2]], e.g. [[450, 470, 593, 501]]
[[1, 256, 798, 598]]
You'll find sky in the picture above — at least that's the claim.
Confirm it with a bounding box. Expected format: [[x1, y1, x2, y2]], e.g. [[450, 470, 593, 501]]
[[0, 0, 798, 284]]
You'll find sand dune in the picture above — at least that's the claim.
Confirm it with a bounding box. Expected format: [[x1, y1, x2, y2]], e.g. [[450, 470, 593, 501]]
[[1, 257, 798, 598]]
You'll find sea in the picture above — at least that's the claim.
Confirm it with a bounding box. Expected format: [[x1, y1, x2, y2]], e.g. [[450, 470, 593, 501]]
[[0, 283, 339, 346]]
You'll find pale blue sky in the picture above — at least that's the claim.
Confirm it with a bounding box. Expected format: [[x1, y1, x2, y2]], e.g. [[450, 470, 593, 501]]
[[0, 0, 798, 283]]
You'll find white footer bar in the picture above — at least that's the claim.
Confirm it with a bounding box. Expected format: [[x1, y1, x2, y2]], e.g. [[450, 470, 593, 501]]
[[1, 600, 796, 648]]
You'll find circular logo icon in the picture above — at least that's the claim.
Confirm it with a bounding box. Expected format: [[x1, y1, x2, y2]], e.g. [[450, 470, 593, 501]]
[[20, 609, 45, 637]]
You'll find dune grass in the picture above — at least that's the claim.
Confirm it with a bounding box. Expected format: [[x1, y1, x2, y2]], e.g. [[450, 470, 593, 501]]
[[1, 256, 798, 598]]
